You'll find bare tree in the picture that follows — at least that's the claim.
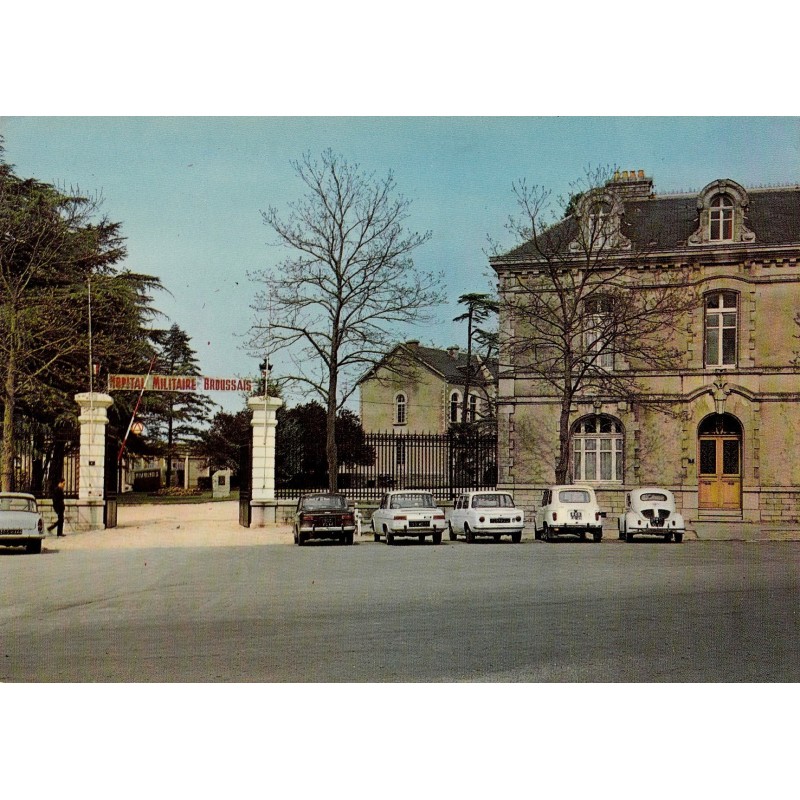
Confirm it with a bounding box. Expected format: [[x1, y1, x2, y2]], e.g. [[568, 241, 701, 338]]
[[248, 150, 443, 490], [491, 166, 699, 483]]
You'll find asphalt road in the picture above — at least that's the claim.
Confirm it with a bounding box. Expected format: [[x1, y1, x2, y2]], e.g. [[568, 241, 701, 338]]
[[3, 537, 800, 682]]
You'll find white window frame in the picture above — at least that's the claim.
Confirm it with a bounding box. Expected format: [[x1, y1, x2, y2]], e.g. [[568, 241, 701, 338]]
[[709, 194, 734, 241], [571, 416, 624, 483], [468, 394, 478, 423], [449, 391, 461, 424], [395, 393, 407, 425], [704, 291, 738, 368], [584, 296, 614, 371]]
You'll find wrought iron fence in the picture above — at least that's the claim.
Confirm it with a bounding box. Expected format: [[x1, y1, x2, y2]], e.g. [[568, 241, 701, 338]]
[[1, 416, 79, 498], [276, 431, 497, 501]]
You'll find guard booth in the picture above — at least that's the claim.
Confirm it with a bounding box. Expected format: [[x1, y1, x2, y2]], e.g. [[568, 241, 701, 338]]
[[104, 427, 119, 528], [238, 442, 252, 528]]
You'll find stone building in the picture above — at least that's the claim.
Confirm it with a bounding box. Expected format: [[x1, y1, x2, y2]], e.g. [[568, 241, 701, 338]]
[[490, 171, 800, 532], [359, 340, 496, 434]]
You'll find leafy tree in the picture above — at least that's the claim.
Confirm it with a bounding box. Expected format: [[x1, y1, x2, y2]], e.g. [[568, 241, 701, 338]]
[[0, 144, 161, 490], [492, 166, 698, 483], [193, 408, 253, 475], [140, 324, 216, 487], [249, 149, 442, 490], [453, 292, 499, 425], [275, 401, 374, 488]]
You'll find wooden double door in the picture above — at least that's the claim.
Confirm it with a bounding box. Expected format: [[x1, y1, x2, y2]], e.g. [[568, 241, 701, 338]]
[[698, 434, 741, 511]]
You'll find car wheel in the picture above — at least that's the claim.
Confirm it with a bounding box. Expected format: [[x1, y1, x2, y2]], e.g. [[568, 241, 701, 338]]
[[542, 524, 550, 542], [534, 526, 542, 541], [372, 520, 380, 542], [625, 528, 634, 543], [511, 531, 522, 544], [297, 532, 306, 546], [579, 531, 587, 541], [674, 533, 684, 543], [385, 526, 394, 545], [345, 531, 354, 545], [618, 523, 625, 540], [293, 527, 298, 545], [448, 522, 457, 541], [432, 530, 442, 545], [493, 533, 501, 542], [465, 523, 474, 544], [593, 530, 602, 542], [27, 539, 42, 554], [663, 532, 673, 543]]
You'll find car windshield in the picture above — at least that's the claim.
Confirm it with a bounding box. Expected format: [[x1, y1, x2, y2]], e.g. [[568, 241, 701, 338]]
[[639, 492, 668, 502], [390, 493, 436, 509], [558, 490, 591, 504], [472, 494, 514, 509], [301, 495, 347, 511], [0, 496, 36, 513]]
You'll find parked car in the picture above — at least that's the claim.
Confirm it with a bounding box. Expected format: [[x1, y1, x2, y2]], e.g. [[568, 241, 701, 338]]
[[294, 493, 356, 546], [371, 490, 446, 545], [0, 492, 45, 554], [534, 485, 605, 542], [618, 487, 685, 543], [448, 490, 524, 543]]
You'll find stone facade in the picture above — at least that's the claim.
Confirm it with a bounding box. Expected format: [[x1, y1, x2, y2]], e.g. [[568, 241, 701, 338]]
[[490, 173, 800, 532], [359, 341, 495, 434]]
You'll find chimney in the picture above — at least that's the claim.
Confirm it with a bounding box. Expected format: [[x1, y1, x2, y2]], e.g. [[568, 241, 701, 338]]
[[609, 169, 654, 199], [405, 339, 420, 350], [447, 345, 460, 359]]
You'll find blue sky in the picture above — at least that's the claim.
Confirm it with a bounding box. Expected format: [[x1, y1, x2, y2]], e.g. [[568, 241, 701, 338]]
[[2, 116, 799, 412]]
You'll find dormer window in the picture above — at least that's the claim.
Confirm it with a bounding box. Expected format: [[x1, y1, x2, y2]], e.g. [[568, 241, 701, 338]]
[[710, 194, 734, 241], [589, 201, 612, 246], [570, 191, 630, 252], [689, 179, 755, 246]]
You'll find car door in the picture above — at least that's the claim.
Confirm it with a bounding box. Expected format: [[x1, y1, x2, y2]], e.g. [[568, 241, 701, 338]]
[[451, 495, 465, 530], [535, 490, 549, 530]]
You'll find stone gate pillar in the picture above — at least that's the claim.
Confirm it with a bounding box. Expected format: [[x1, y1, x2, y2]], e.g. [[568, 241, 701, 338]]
[[247, 394, 283, 526], [75, 392, 113, 531]]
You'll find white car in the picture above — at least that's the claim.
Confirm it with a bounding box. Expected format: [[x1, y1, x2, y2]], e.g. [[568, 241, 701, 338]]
[[618, 487, 685, 543], [448, 490, 524, 543], [371, 491, 446, 545], [534, 485, 605, 542], [0, 492, 45, 554]]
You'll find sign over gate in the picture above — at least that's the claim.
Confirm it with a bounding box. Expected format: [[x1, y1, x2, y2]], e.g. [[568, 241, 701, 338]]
[[108, 374, 254, 393]]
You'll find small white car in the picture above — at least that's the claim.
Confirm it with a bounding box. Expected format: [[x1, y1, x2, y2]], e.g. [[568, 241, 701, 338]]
[[448, 490, 524, 543], [618, 487, 685, 543], [371, 491, 446, 545], [534, 485, 605, 542], [0, 492, 45, 554]]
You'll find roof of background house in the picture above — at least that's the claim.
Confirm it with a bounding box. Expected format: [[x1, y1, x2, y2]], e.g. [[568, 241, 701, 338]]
[[359, 342, 498, 385], [496, 180, 800, 261]]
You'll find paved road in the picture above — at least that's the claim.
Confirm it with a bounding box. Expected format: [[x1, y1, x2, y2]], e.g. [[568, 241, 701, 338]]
[[3, 536, 800, 681]]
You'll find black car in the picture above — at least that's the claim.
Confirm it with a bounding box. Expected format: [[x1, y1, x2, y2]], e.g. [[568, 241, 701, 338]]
[[294, 493, 356, 546]]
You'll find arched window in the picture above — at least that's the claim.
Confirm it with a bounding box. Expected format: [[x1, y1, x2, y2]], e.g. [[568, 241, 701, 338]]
[[449, 391, 460, 424], [709, 194, 734, 241], [468, 394, 478, 422], [705, 291, 738, 367], [395, 393, 407, 425], [571, 415, 624, 482]]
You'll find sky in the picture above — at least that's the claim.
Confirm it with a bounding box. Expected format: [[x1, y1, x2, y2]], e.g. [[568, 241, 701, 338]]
[[2, 116, 799, 414]]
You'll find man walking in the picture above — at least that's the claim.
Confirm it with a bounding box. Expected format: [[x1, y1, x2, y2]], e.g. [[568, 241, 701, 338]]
[[47, 478, 66, 537]]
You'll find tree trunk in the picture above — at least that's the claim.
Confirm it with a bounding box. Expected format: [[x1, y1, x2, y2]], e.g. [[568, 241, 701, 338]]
[[555, 400, 572, 484], [165, 409, 174, 488], [461, 307, 474, 424], [1, 318, 17, 493], [326, 378, 338, 492]]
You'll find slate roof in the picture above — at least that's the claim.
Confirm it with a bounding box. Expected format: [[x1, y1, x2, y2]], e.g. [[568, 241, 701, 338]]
[[410, 345, 498, 383], [497, 184, 800, 260], [359, 343, 498, 386]]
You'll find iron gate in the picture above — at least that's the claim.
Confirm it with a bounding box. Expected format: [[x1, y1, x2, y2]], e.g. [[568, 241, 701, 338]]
[[104, 427, 119, 528], [238, 442, 252, 527]]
